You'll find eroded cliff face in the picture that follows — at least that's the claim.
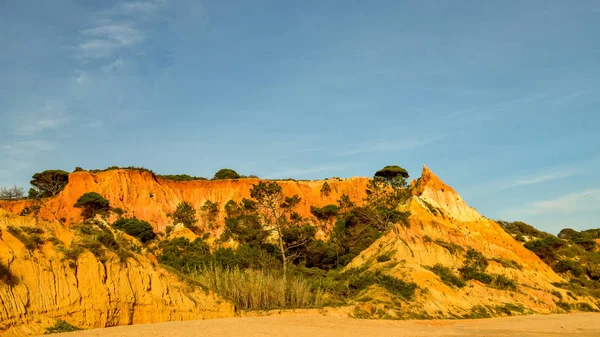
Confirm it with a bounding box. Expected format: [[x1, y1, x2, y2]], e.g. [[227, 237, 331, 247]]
[[348, 166, 596, 317], [0, 170, 370, 233], [0, 166, 593, 326], [0, 211, 234, 337]]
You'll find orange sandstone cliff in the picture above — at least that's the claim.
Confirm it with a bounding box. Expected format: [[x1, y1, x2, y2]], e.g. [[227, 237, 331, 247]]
[[346, 166, 585, 318], [0, 165, 595, 332], [0, 211, 234, 337], [0, 170, 370, 233]]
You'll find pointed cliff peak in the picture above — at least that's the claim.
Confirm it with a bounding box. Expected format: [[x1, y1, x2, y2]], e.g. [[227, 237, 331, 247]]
[[412, 165, 456, 196], [412, 165, 482, 222]]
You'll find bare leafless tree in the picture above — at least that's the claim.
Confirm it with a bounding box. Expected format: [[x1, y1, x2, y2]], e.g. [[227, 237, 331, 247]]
[[0, 185, 25, 199]]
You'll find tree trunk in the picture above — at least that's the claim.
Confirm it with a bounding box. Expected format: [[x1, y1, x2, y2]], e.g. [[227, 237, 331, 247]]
[[278, 230, 287, 276]]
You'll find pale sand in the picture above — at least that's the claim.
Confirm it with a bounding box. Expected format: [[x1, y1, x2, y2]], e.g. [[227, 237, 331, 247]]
[[50, 313, 600, 337]]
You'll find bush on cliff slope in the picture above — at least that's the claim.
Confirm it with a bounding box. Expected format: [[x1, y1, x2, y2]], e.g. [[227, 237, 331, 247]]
[[502, 222, 600, 300], [0, 260, 19, 286], [74, 192, 110, 219], [112, 218, 156, 243], [170, 201, 198, 232], [156, 166, 418, 311], [45, 320, 81, 334]]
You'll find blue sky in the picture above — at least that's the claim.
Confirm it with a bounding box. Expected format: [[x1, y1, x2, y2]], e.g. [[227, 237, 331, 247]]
[[0, 1, 599, 233]]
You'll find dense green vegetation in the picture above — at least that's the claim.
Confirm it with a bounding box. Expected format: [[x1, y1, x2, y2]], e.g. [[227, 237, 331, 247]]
[[156, 165, 417, 310], [88, 166, 154, 174], [501, 222, 600, 301], [112, 218, 156, 243], [158, 174, 208, 181], [421, 248, 518, 291], [497, 220, 552, 242], [65, 221, 138, 265]]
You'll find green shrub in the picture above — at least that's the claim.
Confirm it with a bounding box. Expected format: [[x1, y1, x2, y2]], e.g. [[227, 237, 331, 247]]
[[498, 221, 552, 240], [492, 274, 517, 291], [170, 201, 198, 231], [459, 248, 492, 284], [434, 240, 465, 255], [74, 192, 110, 219], [19, 207, 33, 216], [79, 239, 106, 262], [28, 234, 45, 250], [492, 303, 524, 316], [320, 182, 331, 196], [422, 200, 441, 216], [524, 236, 566, 263], [553, 259, 584, 277], [45, 320, 81, 334], [213, 168, 241, 180], [6, 226, 44, 250], [20, 226, 44, 235], [377, 274, 417, 300], [556, 301, 572, 311], [60, 245, 84, 267], [158, 174, 207, 181], [111, 207, 125, 216], [463, 305, 492, 319], [201, 200, 220, 224], [310, 205, 340, 220], [158, 237, 212, 272], [491, 257, 522, 270], [576, 302, 597, 312], [112, 218, 156, 243], [429, 264, 465, 288], [0, 261, 19, 286], [116, 248, 134, 263], [96, 231, 119, 250], [376, 254, 392, 263], [551, 290, 563, 300]]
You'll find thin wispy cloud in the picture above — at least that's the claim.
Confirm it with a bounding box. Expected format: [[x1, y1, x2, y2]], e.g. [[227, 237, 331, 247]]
[[267, 165, 348, 179], [503, 169, 581, 188], [76, 1, 166, 61], [102, 59, 125, 72], [78, 24, 143, 59], [121, 1, 165, 14], [14, 102, 69, 136], [0, 140, 56, 186], [340, 136, 444, 156], [0, 141, 56, 155], [505, 189, 600, 216]]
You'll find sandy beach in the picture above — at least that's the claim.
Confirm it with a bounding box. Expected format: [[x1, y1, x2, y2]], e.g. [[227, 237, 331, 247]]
[[50, 313, 600, 337]]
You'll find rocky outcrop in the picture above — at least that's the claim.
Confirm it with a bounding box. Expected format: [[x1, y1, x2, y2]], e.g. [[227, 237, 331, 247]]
[[0, 211, 234, 336], [411, 165, 482, 222], [348, 166, 596, 317]]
